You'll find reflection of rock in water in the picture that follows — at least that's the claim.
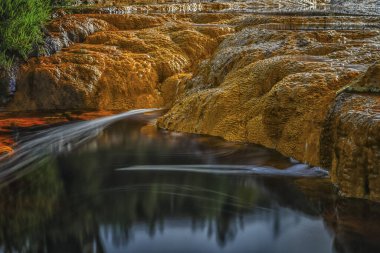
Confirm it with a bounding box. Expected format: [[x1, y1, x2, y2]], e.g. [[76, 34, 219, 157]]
[[0, 114, 379, 252], [296, 178, 380, 253], [0, 158, 62, 252], [328, 199, 380, 253]]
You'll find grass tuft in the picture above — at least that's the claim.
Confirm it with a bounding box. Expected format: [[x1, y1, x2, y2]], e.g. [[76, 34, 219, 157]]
[[0, 0, 51, 69]]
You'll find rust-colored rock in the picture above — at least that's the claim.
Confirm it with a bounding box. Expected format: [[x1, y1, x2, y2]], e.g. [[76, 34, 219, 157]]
[[158, 21, 380, 164], [159, 73, 192, 107], [158, 15, 380, 201], [321, 92, 380, 201], [8, 14, 233, 111], [338, 63, 380, 94]]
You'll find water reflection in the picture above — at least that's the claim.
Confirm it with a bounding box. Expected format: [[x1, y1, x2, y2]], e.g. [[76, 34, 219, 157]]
[[0, 112, 379, 252]]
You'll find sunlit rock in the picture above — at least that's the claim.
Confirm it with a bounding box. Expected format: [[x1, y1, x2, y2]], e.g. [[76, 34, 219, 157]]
[[8, 14, 231, 111], [158, 18, 380, 166], [338, 63, 380, 94]]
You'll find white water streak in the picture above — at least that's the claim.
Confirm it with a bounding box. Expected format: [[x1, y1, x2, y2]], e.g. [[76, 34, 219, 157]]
[[0, 108, 161, 178], [117, 164, 329, 177]]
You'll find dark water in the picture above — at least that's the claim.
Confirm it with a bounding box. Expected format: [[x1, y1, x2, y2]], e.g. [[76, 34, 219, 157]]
[[0, 111, 380, 253]]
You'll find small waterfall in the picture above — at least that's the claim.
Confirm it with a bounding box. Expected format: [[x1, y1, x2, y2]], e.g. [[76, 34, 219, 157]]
[[0, 108, 161, 180]]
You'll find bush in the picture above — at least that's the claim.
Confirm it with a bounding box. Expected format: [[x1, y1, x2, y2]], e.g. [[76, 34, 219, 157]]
[[0, 0, 51, 69]]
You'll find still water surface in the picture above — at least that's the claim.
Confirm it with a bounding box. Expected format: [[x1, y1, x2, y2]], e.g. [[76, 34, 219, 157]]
[[0, 111, 379, 253]]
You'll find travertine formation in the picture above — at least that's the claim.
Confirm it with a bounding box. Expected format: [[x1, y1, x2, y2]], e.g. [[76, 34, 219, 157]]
[[9, 13, 233, 110], [159, 15, 380, 164], [158, 15, 380, 200], [321, 68, 380, 201]]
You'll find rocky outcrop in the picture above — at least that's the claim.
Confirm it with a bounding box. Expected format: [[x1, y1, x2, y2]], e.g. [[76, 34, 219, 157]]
[[8, 13, 233, 111], [158, 17, 380, 164], [41, 14, 113, 56], [0, 66, 17, 104], [321, 65, 380, 201], [158, 15, 380, 200], [337, 63, 380, 94]]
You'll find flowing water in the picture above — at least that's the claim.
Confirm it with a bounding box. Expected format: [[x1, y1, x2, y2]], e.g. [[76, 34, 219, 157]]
[[0, 110, 380, 253]]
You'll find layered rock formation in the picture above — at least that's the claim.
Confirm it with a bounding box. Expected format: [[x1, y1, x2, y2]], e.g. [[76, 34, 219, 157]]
[[158, 15, 380, 200], [159, 15, 380, 160], [321, 65, 380, 201], [8, 13, 233, 110]]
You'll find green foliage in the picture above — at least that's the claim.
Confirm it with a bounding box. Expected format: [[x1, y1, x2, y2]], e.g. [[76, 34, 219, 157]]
[[51, 0, 80, 6], [0, 0, 51, 69]]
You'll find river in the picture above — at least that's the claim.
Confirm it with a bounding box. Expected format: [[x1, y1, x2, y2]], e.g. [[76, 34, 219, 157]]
[[0, 110, 379, 252]]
